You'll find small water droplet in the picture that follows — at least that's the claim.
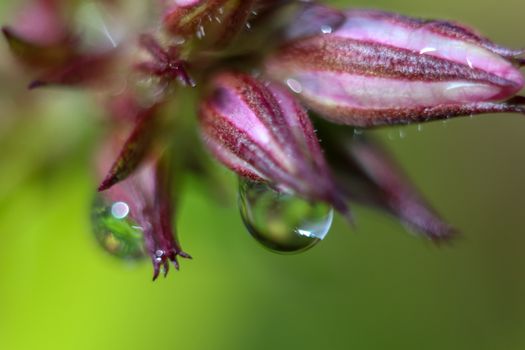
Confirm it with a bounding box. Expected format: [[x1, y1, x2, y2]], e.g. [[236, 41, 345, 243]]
[[320, 25, 333, 34], [196, 25, 206, 39], [466, 57, 474, 69], [419, 47, 437, 55], [286, 78, 303, 93], [238, 179, 333, 254], [91, 194, 145, 259]]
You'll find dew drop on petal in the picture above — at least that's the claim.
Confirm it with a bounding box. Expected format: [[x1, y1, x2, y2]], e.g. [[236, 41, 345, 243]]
[[91, 194, 145, 260], [238, 178, 333, 254], [320, 25, 333, 34], [286, 78, 303, 94]]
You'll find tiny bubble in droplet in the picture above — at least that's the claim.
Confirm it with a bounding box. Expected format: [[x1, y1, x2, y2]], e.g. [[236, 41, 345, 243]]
[[111, 201, 129, 219]]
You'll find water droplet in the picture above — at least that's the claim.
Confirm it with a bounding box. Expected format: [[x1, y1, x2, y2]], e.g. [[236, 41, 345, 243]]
[[320, 25, 333, 34], [419, 47, 437, 55], [286, 78, 303, 93], [196, 25, 206, 39], [466, 57, 474, 69], [238, 179, 333, 254], [353, 128, 363, 136], [91, 194, 145, 260]]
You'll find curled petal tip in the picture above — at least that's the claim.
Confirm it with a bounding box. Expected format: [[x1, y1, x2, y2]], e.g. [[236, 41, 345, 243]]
[[178, 251, 192, 259]]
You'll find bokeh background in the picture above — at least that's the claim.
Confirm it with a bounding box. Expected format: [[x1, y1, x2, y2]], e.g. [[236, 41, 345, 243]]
[[1, 0, 524, 349]]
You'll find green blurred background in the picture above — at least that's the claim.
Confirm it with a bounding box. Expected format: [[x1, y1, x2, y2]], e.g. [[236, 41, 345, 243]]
[[1, 1, 524, 349]]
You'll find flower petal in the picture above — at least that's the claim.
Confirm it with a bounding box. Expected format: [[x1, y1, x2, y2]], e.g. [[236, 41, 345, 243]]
[[266, 7, 525, 127], [98, 102, 162, 192], [317, 122, 454, 240], [199, 71, 349, 214]]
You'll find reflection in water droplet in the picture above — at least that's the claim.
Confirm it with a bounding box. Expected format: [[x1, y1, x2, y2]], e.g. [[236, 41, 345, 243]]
[[466, 57, 474, 69], [286, 78, 303, 94], [419, 47, 437, 55], [320, 25, 333, 34], [91, 194, 145, 260], [238, 178, 333, 254]]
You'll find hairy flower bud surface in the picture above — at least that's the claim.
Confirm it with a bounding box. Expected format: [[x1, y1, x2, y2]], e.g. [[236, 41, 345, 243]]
[[199, 72, 348, 214], [163, 0, 256, 51], [266, 8, 525, 126]]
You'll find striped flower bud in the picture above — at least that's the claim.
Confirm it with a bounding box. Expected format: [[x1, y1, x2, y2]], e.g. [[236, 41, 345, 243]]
[[198, 71, 349, 214], [266, 8, 525, 127], [163, 0, 256, 49]]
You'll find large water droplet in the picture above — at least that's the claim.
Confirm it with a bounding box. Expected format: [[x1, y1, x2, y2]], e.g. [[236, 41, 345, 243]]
[[238, 179, 334, 254], [91, 194, 145, 259]]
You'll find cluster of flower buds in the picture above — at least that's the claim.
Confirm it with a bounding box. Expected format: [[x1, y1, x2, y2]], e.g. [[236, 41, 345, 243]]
[[3, 0, 524, 279]]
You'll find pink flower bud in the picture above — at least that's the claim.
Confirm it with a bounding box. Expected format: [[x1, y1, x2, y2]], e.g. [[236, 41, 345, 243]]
[[198, 71, 349, 214], [266, 8, 525, 126]]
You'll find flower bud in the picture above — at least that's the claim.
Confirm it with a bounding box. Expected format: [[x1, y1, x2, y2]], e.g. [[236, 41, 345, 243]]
[[163, 0, 256, 50], [316, 121, 453, 241], [198, 72, 349, 214], [266, 8, 525, 127], [97, 145, 190, 280]]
